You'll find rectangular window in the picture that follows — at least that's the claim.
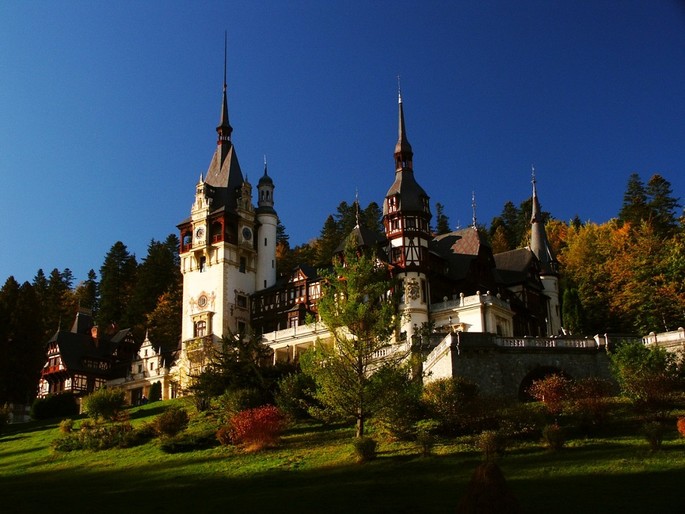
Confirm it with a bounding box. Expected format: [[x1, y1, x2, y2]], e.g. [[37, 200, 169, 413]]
[[237, 294, 248, 308], [239, 257, 246, 273], [264, 238, 267, 247], [199, 256, 206, 272]]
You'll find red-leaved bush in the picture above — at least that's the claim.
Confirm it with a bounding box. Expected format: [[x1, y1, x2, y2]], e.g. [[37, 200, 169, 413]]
[[677, 417, 685, 438], [227, 405, 286, 451]]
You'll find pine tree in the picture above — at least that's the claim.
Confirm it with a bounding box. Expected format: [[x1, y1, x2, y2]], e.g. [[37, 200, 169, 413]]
[[316, 215, 342, 268], [301, 236, 399, 438], [618, 173, 649, 227], [98, 241, 137, 329], [435, 202, 451, 235], [646, 174, 680, 236]]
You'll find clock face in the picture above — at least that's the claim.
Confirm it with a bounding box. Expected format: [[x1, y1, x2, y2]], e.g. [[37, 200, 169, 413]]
[[197, 295, 208, 308], [195, 227, 205, 240], [242, 227, 252, 240]]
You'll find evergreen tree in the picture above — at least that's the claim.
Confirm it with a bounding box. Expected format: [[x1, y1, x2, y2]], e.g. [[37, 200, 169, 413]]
[[44, 268, 77, 333], [98, 241, 137, 329], [0, 278, 44, 403], [276, 219, 290, 248], [618, 173, 649, 227], [146, 290, 182, 351], [646, 174, 681, 236], [316, 215, 342, 269], [128, 238, 181, 337], [561, 288, 585, 335], [362, 201, 384, 234], [435, 202, 451, 235], [74, 269, 99, 314], [300, 236, 400, 438]]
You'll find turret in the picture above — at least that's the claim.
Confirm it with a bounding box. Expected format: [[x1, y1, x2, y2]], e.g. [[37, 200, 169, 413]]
[[382, 90, 431, 342], [256, 157, 277, 290], [529, 170, 561, 335]]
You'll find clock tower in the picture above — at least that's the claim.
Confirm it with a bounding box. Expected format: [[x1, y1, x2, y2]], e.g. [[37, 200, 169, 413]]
[[177, 61, 268, 379]]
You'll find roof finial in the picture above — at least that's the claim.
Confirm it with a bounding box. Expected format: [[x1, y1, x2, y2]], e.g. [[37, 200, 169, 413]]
[[263, 154, 268, 175], [223, 30, 227, 91], [355, 188, 360, 227], [531, 164, 537, 188], [471, 191, 477, 228], [397, 74, 402, 103], [217, 31, 232, 142]]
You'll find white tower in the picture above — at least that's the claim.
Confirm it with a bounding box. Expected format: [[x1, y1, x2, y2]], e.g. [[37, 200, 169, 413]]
[[256, 158, 277, 291], [177, 59, 257, 380], [382, 91, 432, 343]]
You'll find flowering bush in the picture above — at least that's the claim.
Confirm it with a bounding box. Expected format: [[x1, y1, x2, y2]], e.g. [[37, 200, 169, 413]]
[[528, 374, 571, 419], [677, 417, 685, 438], [228, 405, 286, 451]]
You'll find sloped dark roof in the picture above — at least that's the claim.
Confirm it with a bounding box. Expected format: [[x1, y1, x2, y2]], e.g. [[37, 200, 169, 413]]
[[334, 224, 386, 254], [204, 143, 244, 213], [383, 170, 429, 215], [493, 248, 544, 288]]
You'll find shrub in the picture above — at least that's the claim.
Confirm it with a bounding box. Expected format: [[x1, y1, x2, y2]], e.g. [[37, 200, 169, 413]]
[[677, 417, 685, 438], [216, 425, 232, 447], [120, 422, 157, 448], [370, 365, 424, 440], [415, 419, 440, 457], [353, 436, 377, 463], [82, 388, 126, 422], [53, 421, 134, 452], [218, 388, 266, 422], [499, 402, 546, 439], [159, 430, 219, 454], [153, 407, 189, 438], [541, 424, 565, 451], [566, 377, 613, 431], [228, 405, 286, 451], [610, 341, 680, 416], [527, 374, 571, 419], [59, 419, 74, 434], [643, 421, 665, 451], [274, 373, 316, 421], [475, 430, 508, 462], [422, 377, 480, 435], [148, 382, 162, 402], [456, 461, 522, 514], [30, 393, 79, 420]]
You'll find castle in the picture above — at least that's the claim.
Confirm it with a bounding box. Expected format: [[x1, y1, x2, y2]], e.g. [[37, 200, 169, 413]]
[[38, 67, 569, 403]]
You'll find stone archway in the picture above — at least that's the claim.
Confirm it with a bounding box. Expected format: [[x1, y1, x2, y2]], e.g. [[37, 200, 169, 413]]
[[518, 365, 572, 401]]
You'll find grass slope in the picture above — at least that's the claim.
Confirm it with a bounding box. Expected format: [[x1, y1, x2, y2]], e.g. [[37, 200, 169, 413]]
[[1, 399, 684, 513]]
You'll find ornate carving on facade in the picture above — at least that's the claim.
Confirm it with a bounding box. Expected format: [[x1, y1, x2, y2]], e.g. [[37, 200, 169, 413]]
[[405, 278, 420, 301]]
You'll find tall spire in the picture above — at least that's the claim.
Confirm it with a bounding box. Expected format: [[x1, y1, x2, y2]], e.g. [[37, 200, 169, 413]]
[[217, 31, 232, 144], [529, 167, 558, 275], [394, 80, 413, 172]]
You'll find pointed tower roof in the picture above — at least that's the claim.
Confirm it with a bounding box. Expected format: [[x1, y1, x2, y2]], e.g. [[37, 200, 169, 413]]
[[384, 91, 430, 216], [203, 36, 244, 213], [529, 170, 558, 275], [394, 91, 413, 159]]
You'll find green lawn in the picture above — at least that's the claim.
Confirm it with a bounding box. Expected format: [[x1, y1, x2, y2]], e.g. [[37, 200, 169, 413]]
[[1, 400, 684, 513]]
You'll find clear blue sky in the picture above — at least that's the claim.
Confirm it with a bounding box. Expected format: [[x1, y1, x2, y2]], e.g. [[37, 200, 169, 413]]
[[1, 0, 684, 285]]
